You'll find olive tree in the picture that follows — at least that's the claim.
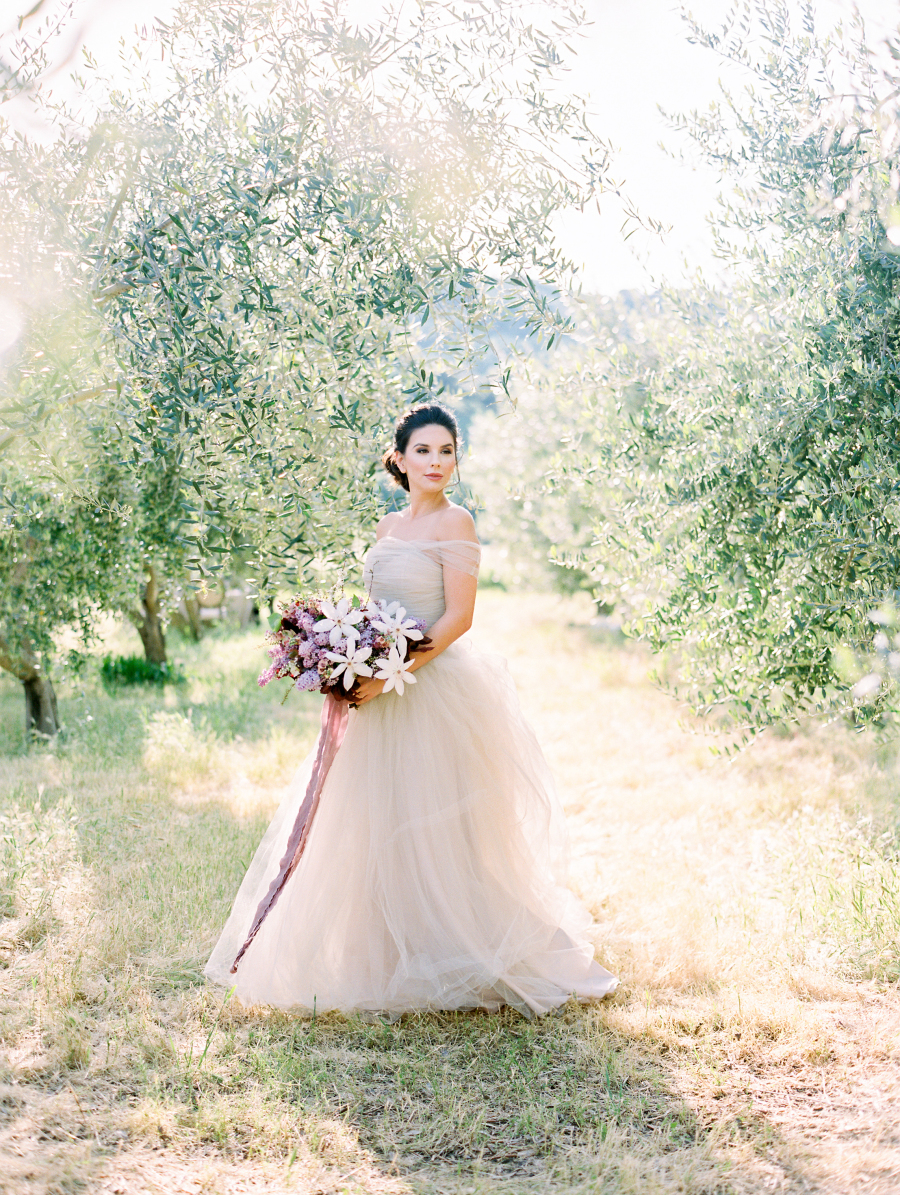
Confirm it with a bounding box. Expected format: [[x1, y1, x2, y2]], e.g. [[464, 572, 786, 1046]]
[[0, 0, 610, 736], [555, 2, 900, 737]]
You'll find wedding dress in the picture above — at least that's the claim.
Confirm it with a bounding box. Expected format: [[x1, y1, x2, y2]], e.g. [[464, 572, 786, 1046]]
[[205, 537, 617, 1016]]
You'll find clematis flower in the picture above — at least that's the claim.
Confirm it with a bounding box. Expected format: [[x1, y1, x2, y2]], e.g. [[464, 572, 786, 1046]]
[[370, 601, 424, 657], [325, 643, 374, 690], [374, 647, 416, 696], [315, 597, 363, 647]]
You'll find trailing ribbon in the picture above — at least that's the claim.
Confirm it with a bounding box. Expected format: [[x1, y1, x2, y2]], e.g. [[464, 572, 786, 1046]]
[[231, 692, 350, 973]]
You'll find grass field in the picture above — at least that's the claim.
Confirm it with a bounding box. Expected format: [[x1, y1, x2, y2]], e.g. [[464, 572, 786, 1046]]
[[1, 590, 899, 1194]]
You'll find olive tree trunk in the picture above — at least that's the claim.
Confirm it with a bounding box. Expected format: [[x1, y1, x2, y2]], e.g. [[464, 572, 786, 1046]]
[[127, 563, 167, 664], [182, 593, 203, 641], [0, 633, 60, 740]]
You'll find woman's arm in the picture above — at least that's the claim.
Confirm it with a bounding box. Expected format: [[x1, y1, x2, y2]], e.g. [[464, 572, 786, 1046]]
[[409, 562, 477, 671]]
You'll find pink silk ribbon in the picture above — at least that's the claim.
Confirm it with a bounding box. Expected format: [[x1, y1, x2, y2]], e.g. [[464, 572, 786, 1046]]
[[231, 692, 350, 974]]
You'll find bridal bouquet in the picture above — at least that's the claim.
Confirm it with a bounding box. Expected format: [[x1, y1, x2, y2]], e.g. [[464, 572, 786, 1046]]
[[257, 595, 431, 702]]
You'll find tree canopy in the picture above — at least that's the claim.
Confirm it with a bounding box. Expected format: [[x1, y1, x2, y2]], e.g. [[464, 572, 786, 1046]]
[[0, 0, 608, 733], [606, 2, 900, 736]]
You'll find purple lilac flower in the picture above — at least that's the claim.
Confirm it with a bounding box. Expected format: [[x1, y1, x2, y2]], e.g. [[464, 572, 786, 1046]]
[[269, 645, 290, 670], [299, 612, 316, 633], [295, 669, 321, 692], [358, 626, 375, 647], [257, 665, 277, 687], [317, 658, 330, 675], [314, 632, 329, 647]]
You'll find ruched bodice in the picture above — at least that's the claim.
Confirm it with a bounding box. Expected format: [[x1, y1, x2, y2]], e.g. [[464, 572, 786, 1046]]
[[363, 537, 481, 628]]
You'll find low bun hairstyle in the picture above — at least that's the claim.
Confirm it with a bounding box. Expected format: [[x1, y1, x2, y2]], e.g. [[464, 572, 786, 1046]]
[[382, 403, 460, 492]]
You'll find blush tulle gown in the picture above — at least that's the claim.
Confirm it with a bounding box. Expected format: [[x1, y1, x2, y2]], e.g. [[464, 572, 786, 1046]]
[[204, 538, 617, 1016]]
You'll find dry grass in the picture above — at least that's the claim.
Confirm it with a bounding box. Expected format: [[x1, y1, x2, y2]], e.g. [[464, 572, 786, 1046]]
[[0, 591, 898, 1194]]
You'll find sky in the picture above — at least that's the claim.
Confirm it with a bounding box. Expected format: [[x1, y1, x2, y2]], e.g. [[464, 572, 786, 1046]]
[[559, 0, 900, 291], [2, 0, 899, 295]]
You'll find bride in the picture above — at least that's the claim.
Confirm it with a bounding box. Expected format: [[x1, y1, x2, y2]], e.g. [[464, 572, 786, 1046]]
[[205, 403, 617, 1016]]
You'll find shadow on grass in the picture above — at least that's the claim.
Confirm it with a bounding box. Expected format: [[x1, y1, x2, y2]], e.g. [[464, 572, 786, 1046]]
[[100, 993, 829, 1195], [0, 986, 849, 1195], [204, 1002, 703, 1179]]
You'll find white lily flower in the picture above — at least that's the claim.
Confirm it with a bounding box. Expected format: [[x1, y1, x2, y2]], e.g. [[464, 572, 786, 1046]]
[[315, 596, 363, 647], [325, 643, 374, 690], [370, 601, 424, 657], [374, 647, 417, 696]]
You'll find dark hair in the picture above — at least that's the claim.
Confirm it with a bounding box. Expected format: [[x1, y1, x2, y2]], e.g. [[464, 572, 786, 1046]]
[[382, 404, 459, 492]]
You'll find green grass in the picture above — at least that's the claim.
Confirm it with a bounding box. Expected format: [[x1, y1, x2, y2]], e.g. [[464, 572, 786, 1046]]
[[1, 595, 899, 1194], [99, 653, 186, 688]]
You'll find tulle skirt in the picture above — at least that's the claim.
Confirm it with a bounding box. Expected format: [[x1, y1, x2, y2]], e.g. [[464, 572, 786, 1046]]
[[204, 641, 617, 1016]]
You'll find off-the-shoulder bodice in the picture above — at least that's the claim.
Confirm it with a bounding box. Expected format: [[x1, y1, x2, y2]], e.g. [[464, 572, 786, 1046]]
[[363, 537, 481, 627]]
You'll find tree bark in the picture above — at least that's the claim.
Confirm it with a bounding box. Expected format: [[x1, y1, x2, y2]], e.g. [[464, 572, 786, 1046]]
[[182, 593, 203, 641], [23, 673, 60, 739], [127, 563, 168, 663], [0, 633, 60, 741]]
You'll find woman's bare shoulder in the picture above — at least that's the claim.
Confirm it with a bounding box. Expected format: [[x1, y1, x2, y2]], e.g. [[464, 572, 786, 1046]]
[[436, 504, 478, 543], [375, 511, 403, 541]]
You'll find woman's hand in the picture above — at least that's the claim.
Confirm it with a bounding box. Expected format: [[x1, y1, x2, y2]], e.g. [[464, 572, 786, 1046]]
[[353, 676, 386, 706]]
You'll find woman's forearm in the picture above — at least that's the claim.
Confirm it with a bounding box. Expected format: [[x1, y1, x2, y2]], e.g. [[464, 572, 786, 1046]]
[[408, 608, 472, 672]]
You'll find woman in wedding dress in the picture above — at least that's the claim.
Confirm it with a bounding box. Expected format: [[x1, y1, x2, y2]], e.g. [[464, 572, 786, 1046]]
[[205, 404, 617, 1016]]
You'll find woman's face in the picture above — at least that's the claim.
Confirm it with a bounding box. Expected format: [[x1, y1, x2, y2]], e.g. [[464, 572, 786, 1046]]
[[396, 423, 457, 495]]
